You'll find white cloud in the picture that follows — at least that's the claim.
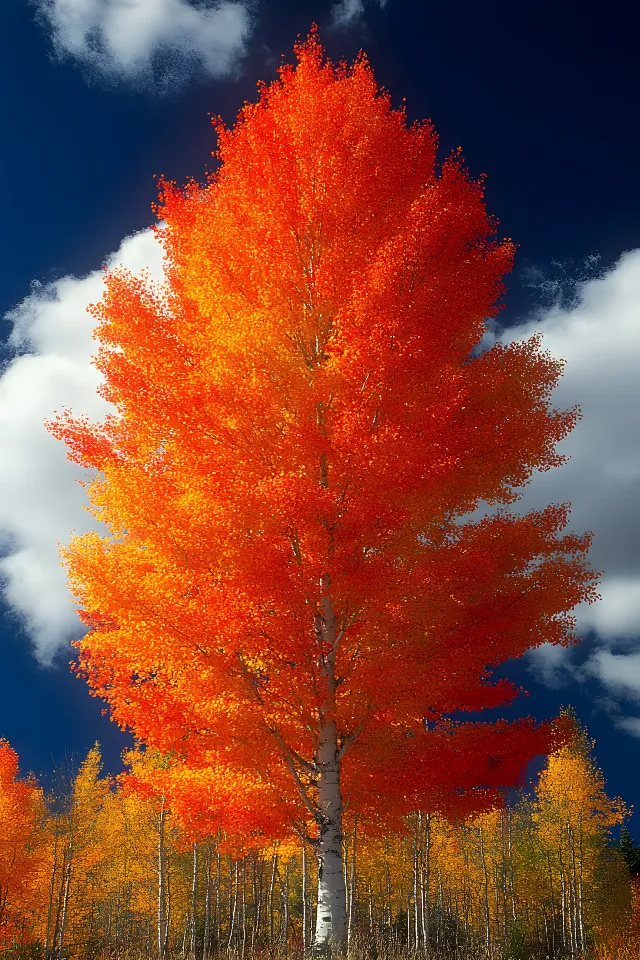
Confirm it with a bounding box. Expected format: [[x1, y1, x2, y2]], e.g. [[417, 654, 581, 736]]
[[582, 652, 640, 739], [499, 250, 640, 639], [578, 576, 640, 639], [35, 0, 254, 86], [497, 250, 640, 704], [585, 650, 640, 701], [526, 643, 577, 689], [614, 716, 640, 738], [330, 0, 387, 30], [0, 228, 164, 663]]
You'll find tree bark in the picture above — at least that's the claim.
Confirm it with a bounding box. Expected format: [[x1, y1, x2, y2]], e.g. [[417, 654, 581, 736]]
[[203, 845, 212, 960], [241, 857, 248, 956], [228, 857, 239, 949], [413, 829, 419, 949], [57, 852, 72, 959], [158, 800, 168, 960], [303, 845, 308, 954], [313, 581, 347, 953], [423, 813, 430, 947], [314, 717, 347, 951], [577, 816, 585, 953], [44, 825, 59, 959], [479, 825, 490, 953], [268, 849, 278, 943], [189, 841, 198, 959], [251, 854, 259, 950], [281, 859, 290, 946], [215, 847, 221, 945], [348, 820, 357, 946]]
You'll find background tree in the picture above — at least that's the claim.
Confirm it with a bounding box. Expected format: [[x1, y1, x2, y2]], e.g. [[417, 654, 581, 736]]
[[49, 25, 599, 951], [0, 740, 49, 951], [532, 713, 629, 956], [619, 826, 640, 878], [0, 728, 635, 958]]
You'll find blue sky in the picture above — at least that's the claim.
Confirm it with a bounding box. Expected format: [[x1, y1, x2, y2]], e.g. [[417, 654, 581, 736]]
[[1, 0, 640, 826]]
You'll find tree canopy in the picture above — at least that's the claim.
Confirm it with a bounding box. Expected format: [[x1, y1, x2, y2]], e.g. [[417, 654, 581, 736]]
[[48, 25, 599, 947]]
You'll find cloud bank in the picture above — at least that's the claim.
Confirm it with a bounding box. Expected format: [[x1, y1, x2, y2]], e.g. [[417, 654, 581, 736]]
[[0, 229, 164, 663], [35, 0, 254, 86], [496, 250, 640, 730], [499, 250, 640, 638]]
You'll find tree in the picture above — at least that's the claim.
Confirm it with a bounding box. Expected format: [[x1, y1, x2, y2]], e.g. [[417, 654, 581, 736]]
[[0, 740, 48, 951], [48, 26, 599, 951], [532, 714, 629, 956], [41, 745, 112, 959], [1, 736, 634, 958], [619, 826, 640, 878]]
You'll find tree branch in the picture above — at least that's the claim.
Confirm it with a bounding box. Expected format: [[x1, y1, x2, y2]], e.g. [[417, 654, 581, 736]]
[[337, 719, 367, 761], [269, 727, 319, 820]]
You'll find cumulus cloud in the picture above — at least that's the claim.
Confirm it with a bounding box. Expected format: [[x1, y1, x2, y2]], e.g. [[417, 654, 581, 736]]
[[494, 250, 640, 714], [330, 0, 387, 30], [585, 650, 640, 701], [501, 250, 640, 632], [0, 228, 164, 663], [583, 650, 640, 739], [615, 716, 640, 738], [34, 0, 254, 87]]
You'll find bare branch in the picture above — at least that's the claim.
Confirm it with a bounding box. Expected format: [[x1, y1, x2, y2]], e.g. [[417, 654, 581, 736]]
[[269, 727, 319, 820], [291, 821, 319, 850], [333, 609, 359, 653], [337, 718, 368, 761]]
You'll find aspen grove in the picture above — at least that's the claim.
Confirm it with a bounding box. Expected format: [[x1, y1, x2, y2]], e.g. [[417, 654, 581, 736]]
[[1, 724, 638, 959], [48, 27, 599, 953]]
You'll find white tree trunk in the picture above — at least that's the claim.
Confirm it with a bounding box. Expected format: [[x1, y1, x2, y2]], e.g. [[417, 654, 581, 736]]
[[158, 800, 168, 960], [314, 718, 347, 951], [302, 845, 308, 954], [189, 841, 198, 958], [203, 845, 212, 960], [58, 853, 72, 957], [44, 826, 59, 958], [313, 579, 348, 953]]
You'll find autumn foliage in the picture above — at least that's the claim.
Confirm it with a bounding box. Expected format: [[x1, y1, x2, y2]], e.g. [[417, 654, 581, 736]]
[[0, 741, 48, 949], [47, 27, 599, 936], [0, 731, 635, 958]]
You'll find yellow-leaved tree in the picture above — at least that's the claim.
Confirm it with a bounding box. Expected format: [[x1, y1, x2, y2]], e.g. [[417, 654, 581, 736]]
[[533, 713, 629, 955]]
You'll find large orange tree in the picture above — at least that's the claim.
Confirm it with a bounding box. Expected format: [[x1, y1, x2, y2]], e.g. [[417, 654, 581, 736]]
[[49, 27, 599, 949]]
